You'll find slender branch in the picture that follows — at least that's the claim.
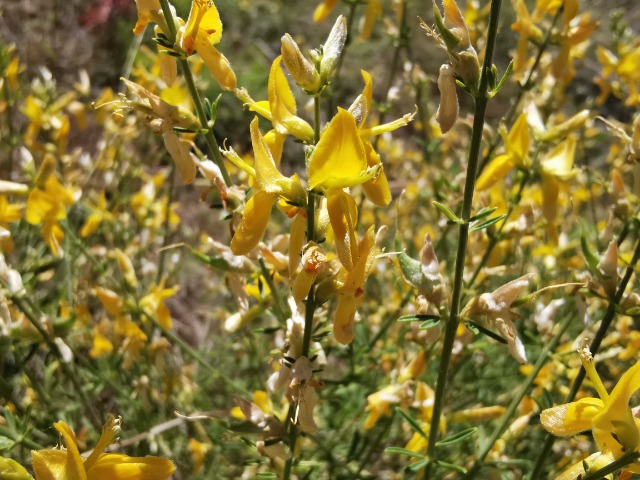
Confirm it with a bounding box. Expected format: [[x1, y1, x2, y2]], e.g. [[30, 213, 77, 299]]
[[426, 0, 504, 468]]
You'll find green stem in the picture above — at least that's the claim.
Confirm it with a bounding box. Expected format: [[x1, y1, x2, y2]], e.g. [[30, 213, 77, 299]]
[[463, 307, 575, 479], [283, 95, 323, 480], [530, 234, 640, 478], [157, 0, 232, 187], [425, 0, 503, 468]]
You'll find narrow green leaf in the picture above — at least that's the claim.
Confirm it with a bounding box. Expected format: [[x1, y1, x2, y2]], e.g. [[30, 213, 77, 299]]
[[469, 207, 497, 222], [491, 60, 514, 97], [419, 318, 441, 330], [581, 231, 600, 271], [408, 457, 431, 472], [394, 407, 428, 440], [384, 447, 426, 459], [435, 460, 467, 473], [398, 314, 441, 323], [432, 201, 463, 224], [470, 214, 507, 231], [464, 321, 507, 344], [435, 427, 477, 447]]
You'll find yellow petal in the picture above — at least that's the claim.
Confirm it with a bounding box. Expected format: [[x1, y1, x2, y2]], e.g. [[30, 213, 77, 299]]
[[80, 213, 102, 238], [90, 332, 114, 358], [250, 118, 287, 193], [85, 415, 120, 471], [540, 397, 603, 436], [231, 190, 277, 255], [475, 154, 515, 191], [313, 0, 338, 23], [268, 57, 313, 141], [0, 457, 34, 480], [193, 40, 237, 91], [507, 113, 530, 165], [308, 108, 367, 190], [88, 454, 176, 480], [361, 142, 391, 206]]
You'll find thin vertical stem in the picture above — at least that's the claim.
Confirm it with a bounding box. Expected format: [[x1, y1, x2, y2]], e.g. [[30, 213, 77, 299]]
[[426, 0, 503, 466]]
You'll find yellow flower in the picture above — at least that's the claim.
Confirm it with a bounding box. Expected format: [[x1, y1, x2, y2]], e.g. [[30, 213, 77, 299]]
[[80, 192, 114, 238], [140, 280, 179, 329], [223, 117, 306, 255], [541, 348, 640, 478], [25, 174, 80, 258], [308, 108, 378, 192], [178, 0, 236, 90], [31, 415, 175, 480], [476, 113, 530, 191], [188, 438, 211, 475], [540, 136, 578, 239]]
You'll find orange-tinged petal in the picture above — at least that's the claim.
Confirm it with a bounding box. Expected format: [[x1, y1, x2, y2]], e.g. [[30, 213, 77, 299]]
[[308, 108, 367, 190], [475, 154, 515, 191], [540, 397, 604, 436], [231, 190, 278, 255]]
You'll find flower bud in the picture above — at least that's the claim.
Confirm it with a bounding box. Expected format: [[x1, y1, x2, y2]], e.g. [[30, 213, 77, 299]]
[[320, 15, 347, 82], [281, 34, 321, 93], [436, 63, 458, 134]]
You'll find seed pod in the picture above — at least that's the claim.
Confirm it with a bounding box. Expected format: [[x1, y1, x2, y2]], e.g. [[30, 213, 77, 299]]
[[436, 63, 458, 134]]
